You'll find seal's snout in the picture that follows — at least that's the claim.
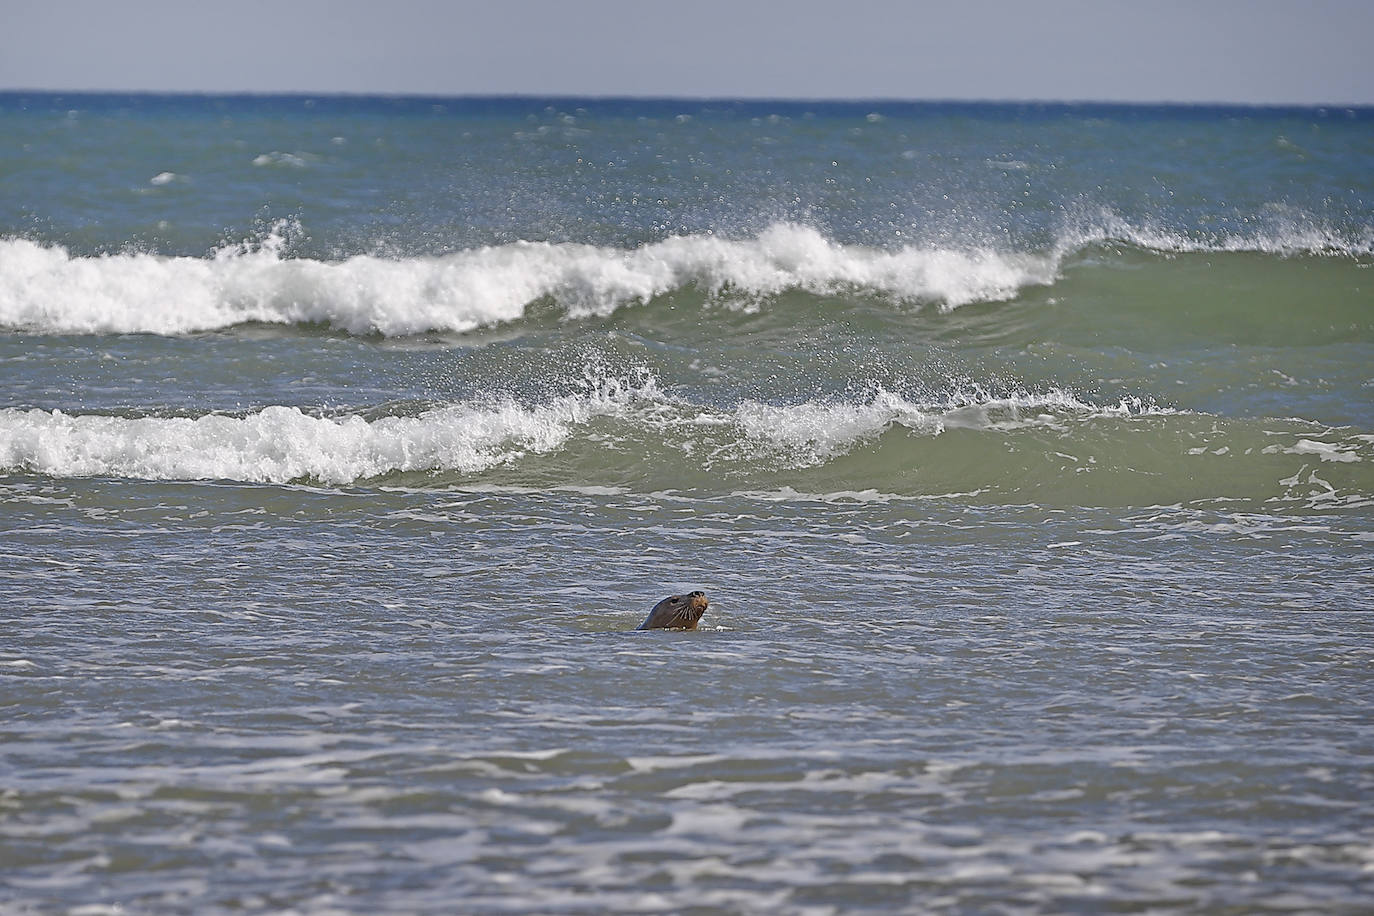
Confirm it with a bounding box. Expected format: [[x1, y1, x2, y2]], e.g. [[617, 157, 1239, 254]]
[[688, 591, 709, 611]]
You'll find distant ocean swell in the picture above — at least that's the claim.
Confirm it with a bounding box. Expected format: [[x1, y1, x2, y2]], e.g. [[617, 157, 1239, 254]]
[[1, 217, 1368, 337], [2, 384, 1368, 507]]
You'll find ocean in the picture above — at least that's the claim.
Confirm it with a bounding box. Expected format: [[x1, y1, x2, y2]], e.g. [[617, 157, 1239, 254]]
[[1, 92, 1371, 914]]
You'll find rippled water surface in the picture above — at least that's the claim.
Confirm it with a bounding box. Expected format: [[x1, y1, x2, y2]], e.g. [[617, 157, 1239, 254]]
[[5, 482, 1372, 913]]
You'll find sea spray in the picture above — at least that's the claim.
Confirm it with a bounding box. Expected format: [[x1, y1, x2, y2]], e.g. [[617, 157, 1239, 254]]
[[4, 388, 1367, 509], [5, 212, 1368, 338], [0, 383, 656, 484], [0, 224, 1064, 336]]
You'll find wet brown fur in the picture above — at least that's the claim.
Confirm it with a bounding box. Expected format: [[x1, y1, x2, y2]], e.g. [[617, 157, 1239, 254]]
[[636, 591, 709, 630]]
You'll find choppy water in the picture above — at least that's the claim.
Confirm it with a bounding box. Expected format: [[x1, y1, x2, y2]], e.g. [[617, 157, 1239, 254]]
[[2, 93, 1372, 914]]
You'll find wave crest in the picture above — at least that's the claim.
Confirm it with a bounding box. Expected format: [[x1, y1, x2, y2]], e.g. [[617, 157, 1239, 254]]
[[0, 386, 1175, 486], [0, 375, 661, 484], [1062, 207, 1374, 257], [4, 385, 1369, 510], [2, 215, 1367, 338], [0, 224, 1056, 337]]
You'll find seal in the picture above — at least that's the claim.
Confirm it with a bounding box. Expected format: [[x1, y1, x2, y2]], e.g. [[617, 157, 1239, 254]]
[[636, 591, 709, 630]]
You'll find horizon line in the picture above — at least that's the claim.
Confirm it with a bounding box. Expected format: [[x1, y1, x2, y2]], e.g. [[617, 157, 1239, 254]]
[[2, 87, 1371, 111]]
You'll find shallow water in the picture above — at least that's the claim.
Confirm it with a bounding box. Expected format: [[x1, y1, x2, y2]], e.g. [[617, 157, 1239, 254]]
[[2, 93, 1373, 913]]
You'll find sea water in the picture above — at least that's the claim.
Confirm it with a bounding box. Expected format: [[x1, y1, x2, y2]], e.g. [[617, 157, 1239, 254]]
[[1, 93, 1372, 913]]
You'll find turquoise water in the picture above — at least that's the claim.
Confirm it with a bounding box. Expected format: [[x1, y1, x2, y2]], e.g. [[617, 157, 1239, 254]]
[[1, 93, 1372, 914]]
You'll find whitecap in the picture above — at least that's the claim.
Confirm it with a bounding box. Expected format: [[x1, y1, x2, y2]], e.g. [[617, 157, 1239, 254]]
[[0, 375, 660, 485], [1061, 206, 1374, 257], [252, 151, 310, 168], [0, 223, 1061, 337]]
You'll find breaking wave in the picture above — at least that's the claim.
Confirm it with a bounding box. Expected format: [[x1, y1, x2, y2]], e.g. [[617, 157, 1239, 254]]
[[1061, 207, 1374, 257], [0, 384, 1149, 484], [2, 380, 1368, 509], [0, 224, 1054, 336], [2, 216, 1367, 338]]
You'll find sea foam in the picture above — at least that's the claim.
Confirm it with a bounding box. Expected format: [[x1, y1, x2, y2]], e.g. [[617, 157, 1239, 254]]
[[0, 224, 1058, 337], [0, 403, 591, 485], [1062, 207, 1374, 257], [732, 388, 1159, 464], [3, 217, 1366, 338], [0, 386, 1169, 485]]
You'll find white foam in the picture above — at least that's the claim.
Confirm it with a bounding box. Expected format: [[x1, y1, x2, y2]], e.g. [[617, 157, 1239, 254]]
[[0, 379, 652, 484], [1274, 439, 1363, 463], [1063, 207, 1374, 257], [734, 390, 941, 460], [731, 388, 1159, 464], [0, 224, 1059, 337], [0, 386, 1170, 485], [6, 214, 1364, 338], [251, 151, 311, 168]]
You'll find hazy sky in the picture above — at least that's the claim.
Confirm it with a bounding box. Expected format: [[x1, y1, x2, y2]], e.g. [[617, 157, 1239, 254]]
[[2, 0, 1371, 105]]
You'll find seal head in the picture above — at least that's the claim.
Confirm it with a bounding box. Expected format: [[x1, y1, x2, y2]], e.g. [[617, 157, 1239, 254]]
[[636, 591, 709, 630]]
